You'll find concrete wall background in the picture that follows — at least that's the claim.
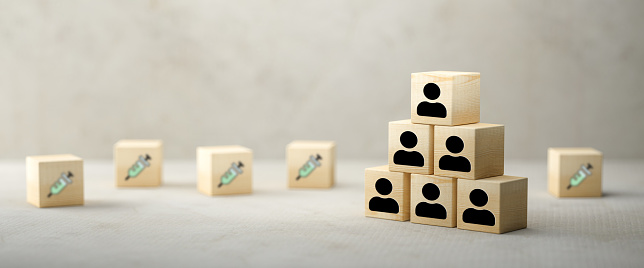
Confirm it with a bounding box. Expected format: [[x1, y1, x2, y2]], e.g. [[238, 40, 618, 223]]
[[1, 0, 643, 160]]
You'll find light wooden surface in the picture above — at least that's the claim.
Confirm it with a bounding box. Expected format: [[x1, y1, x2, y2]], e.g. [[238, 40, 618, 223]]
[[434, 123, 504, 180], [388, 119, 434, 175], [26, 154, 84, 208], [410, 174, 457, 228], [287, 140, 335, 188], [364, 165, 410, 221], [197, 145, 253, 196], [410, 71, 480, 126], [456, 175, 528, 234], [548, 147, 603, 197], [114, 139, 163, 187]]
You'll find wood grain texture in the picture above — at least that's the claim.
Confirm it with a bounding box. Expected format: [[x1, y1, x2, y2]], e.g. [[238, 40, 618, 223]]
[[410, 71, 480, 126], [287, 140, 335, 189], [364, 165, 410, 221], [410, 174, 456, 227], [434, 123, 504, 180], [548, 147, 603, 197], [197, 145, 253, 196], [26, 154, 84, 208], [114, 140, 163, 187], [388, 119, 434, 175], [456, 176, 527, 234]]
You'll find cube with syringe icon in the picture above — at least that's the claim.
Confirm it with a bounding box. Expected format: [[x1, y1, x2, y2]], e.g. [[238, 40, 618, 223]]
[[287, 141, 336, 189], [548, 147, 603, 197], [197, 146, 253, 196], [114, 140, 163, 187], [26, 154, 84, 208]]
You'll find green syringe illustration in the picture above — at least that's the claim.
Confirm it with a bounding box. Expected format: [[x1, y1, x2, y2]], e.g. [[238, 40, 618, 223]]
[[47, 171, 73, 198], [125, 154, 151, 180], [567, 163, 593, 190], [219, 161, 244, 188], [295, 154, 322, 180]]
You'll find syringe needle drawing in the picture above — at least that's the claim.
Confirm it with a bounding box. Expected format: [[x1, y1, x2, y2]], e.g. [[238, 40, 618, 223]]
[[219, 161, 244, 188], [567, 163, 593, 190], [47, 171, 73, 198], [296, 154, 322, 180], [125, 154, 152, 181]]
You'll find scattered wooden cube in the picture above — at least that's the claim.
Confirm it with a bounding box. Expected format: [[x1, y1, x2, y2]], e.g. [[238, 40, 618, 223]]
[[365, 165, 410, 221], [114, 140, 163, 187], [410, 174, 456, 227], [26, 154, 84, 208], [388, 119, 434, 175], [457, 175, 527, 234], [287, 140, 335, 188], [411, 71, 480, 126], [548, 147, 603, 197], [434, 123, 504, 180], [197, 145, 253, 195]]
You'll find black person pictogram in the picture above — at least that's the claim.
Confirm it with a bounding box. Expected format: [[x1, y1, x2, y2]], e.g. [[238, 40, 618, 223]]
[[438, 136, 471, 172], [393, 131, 425, 167], [416, 83, 447, 118], [462, 189, 495, 226], [369, 178, 399, 214], [415, 183, 447, 219]]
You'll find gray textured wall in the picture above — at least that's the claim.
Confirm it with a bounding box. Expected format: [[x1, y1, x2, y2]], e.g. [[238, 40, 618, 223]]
[[1, 0, 643, 160]]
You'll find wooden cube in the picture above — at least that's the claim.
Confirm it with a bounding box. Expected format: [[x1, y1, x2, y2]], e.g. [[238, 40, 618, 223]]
[[410, 174, 456, 227], [197, 146, 253, 195], [287, 141, 335, 188], [26, 154, 84, 208], [457, 175, 527, 234], [434, 123, 504, 180], [114, 140, 163, 187], [548, 147, 603, 197], [411, 71, 480, 126], [365, 165, 410, 221], [388, 119, 434, 175]]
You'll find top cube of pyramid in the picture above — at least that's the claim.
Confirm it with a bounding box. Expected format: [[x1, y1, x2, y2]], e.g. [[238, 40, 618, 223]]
[[411, 71, 480, 126]]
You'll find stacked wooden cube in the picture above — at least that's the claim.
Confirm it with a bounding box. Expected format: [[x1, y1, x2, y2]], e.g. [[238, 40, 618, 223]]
[[365, 71, 528, 234]]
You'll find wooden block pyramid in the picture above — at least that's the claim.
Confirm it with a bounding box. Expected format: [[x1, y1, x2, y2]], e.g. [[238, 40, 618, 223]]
[[365, 71, 528, 234]]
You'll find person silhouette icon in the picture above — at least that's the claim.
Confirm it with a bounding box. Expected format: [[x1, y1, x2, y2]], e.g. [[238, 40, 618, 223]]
[[369, 178, 399, 214], [393, 131, 425, 167], [416, 83, 447, 118], [439, 136, 471, 172], [462, 189, 495, 226], [415, 183, 447, 219]]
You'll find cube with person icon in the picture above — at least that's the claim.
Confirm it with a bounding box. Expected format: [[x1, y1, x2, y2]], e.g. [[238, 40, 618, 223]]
[[388, 119, 434, 175], [410, 174, 457, 227], [365, 165, 411, 221], [457, 175, 528, 234], [434, 123, 504, 180], [411, 71, 480, 126]]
